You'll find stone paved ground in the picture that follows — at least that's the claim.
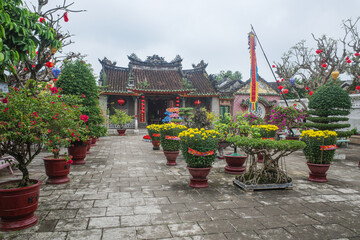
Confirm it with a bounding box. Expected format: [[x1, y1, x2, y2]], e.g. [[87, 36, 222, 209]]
[[1, 133, 360, 240]]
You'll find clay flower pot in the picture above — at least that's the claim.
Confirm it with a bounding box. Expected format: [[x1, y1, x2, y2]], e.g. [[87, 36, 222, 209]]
[[91, 137, 97, 146], [186, 166, 212, 188], [117, 129, 126, 136], [306, 162, 331, 183], [285, 136, 300, 141], [86, 140, 92, 154], [0, 180, 42, 231], [43, 156, 71, 184], [152, 140, 161, 150], [68, 145, 87, 165], [224, 154, 247, 174], [163, 150, 179, 166]]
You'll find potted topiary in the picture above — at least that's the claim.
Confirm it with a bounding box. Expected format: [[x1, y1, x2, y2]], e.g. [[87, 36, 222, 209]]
[[227, 136, 306, 190], [301, 129, 338, 182], [0, 81, 77, 230], [179, 128, 220, 188], [268, 106, 306, 140], [147, 124, 162, 150], [160, 123, 187, 165], [109, 109, 133, 136]]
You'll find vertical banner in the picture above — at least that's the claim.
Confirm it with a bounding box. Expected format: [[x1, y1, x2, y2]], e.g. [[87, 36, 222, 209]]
[[248, 31, 259, 112]]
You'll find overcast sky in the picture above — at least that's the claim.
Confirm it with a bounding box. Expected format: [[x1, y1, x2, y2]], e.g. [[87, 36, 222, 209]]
[[36, 0, 360, 82]]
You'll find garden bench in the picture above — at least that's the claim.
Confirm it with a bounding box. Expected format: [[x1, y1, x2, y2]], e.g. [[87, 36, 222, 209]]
[[0, 156, 15, 174], [336, 138, 350, 148]]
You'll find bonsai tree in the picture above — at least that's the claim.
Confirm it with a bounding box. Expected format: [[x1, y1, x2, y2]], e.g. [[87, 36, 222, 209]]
[[227, 136, 306, 186], [109, 109, 133, 129], [191, 107, 212, 129], [56, 59, 107, 139], [178, 107, 193, 127], [305, 82, 352, 138], [268, 106, 306, 137]]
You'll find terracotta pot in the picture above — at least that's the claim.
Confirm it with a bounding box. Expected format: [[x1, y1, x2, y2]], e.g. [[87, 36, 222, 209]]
[[43, 156, 71, 184], [86, 140, 91, 154], [117, 129, 126, 136], [224, 155, 247, 174], [68, 145, 87, 165], [285, 136, 300, 141], [151, 140, 161, 150], [91, 137, 97, 146], [0, 179, 41, 231], [163, 150, 179, 166], [306, 162, 331, 183], [186, 166, 212, 188]]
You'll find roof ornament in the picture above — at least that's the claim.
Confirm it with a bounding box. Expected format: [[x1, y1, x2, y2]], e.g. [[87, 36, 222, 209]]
[[170, 55, 182, 63], [101, 57, 116, 66], [192, 60, 208, 69], [145, 55, 166, 64], [128, 53, 142, 62]]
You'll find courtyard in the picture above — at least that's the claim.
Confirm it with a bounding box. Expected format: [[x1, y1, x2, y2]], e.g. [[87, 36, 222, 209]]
[[1, 133, 360, 240]]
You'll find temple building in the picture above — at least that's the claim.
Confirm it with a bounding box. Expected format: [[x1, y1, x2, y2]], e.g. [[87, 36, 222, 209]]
[[98, 54, 219, 128]]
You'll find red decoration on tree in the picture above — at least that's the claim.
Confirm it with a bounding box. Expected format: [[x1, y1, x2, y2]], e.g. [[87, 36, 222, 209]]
[[117, 99, 125, 105], [278, 85, 284, 90], [347, 59, 352, 63], [45, 62, 53, 68], [281, 79, 284, 82], [356, 86, 360, 90], [194, 100, 201, 106], [32, 64, 35, 68], [283, 89, 289, 94], [24, 68, 28, 71], [355, 52, 360, 57], [305, 87, 309, 90], [293, 103, 297, 107], [346, 56, 350, 60], [272, 65, 275, 68], [63, 12, 69, 22], [277, 80, 280, 83], [321, 63, 327, 68], [309, 91, 314, 96], [315, 49, 322, 54], [39, 17, 45, 23]]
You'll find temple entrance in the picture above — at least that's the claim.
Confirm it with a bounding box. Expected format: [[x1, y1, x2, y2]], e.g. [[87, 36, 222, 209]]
[[147, 98, 168, 125]]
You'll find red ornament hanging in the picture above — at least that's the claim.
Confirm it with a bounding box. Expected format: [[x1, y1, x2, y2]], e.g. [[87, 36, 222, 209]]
[[356, 86, 360, 90], [194, 99, 201, 106], [347, 59, 352, 63], [283, 89, 289, 94], [309, 91, 314, 96], [45, 62, 53, 68], [321, 63, 327, 68], [63, 12, 69, 22], [176, 96, 180, 99], [141, 99, 145, 102], [293, 103, 297, 107], [315, 49, 322, 54], [272, 65, 275, 68], [176, 100, 180, 103], [24, 68, 28, 71], [176, 104, 179, 107], [39, 17, 45, 23], [141, 110, 145, 114], [305, 87, 309, 90], [278, 85, 284, 90], [117, 99, 125, 106], [277, 80, 280, 83], [281, 78, 284, 82], [141, 95, 145, 98], [355, 52, 360, 57]]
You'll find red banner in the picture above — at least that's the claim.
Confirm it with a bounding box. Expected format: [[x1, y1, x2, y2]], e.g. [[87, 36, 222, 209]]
[[165, 135, 180, 141], [152, 133, 160, 137], [320, 145, 338, 151], [188, 147, 214, 156]]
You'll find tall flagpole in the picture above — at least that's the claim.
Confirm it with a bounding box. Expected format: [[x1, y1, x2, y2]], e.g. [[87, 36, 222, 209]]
[[250, 24, 290, 107]]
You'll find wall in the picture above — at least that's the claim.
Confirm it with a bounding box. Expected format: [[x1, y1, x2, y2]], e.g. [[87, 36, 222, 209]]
[[278, 94, 360, 130], [232, 95, 280, 116]]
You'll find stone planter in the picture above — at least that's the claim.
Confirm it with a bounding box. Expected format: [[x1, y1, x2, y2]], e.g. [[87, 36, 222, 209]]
[[224, 154, 247, 174], [163, 150, 179, 166], [117, 129, 126, 136], [0, 180, 41, 231], [68, 145, 87, 165], [186, 166, 212, 188], [151, 140, 161, 150], [306, 162, 331, 183], [43, 156, 71, 184]]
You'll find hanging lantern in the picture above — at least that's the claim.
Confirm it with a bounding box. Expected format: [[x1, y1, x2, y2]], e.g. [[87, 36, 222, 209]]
[[194, 99, 201, 106], [289, 78, 296, 86], [176, 100, 180, 103], [141, 95, 145, 98], [331, 71, 339, 80], [176, 96, 180, 99], [52, 67, 61, 78], [117, 99, 125, 106], [283, 89, 289, 94], [176, 104, 179, 107], [63, 12, 69, 22], [141, 99, 145, 102]]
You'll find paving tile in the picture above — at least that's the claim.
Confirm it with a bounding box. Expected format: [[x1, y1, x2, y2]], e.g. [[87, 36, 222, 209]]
[[93, 199, 119, 208], [225, 231, 261, 240], [255, 205, 289, 216], [145, 197, 171, 205], [76, 208, 106, 218], [55, 218, 89, 231], [121, 214, 152, 227], [283, 213, 321, 226], [168, 222, 204, 237], [66, 200, 94, 209], [45, 209, 77, 220], [206, 209, 238, 220], [306, 211, 348, 224], [88, 216, 120, 229], [102, 227, 136, 240], [198, 220, 236, 234], [255, 228, 296, 240], [231, 207, 264, 218], [136, 225, 172, 239], [210, 200, 238, 209], [108, 192, 132, 198], [178, 211, 212, 222], [119, 197, 146, 207], [285, 225, 323, 239], [66, 229, 102, 240], [134, 205, 162, 214], [106, 206, 133, 216], [83, 193, 108, 200], [161, 203, 189, 213], [230, 217, 265, 230], [30, 232, 67, 240], [150, 213, 182, 224], [191, 233, 228, 240], [185, 202, 214, 211], [313, 223, 357, 239]]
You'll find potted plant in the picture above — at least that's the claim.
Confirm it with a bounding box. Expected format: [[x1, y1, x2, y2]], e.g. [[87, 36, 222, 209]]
[[109, 109, 133, 136], [0, 82, 67, 230], [301, 129, 338, 182], [227, 136, 306, 190], [147, 124, 162, 150], [179, 128, 220, 188], [253, 124, 279, 162], [160, 123, 187, 165], [268, 106, 306, 140]]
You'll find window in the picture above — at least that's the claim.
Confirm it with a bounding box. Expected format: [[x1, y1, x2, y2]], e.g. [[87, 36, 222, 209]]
[[220, 105, 230, 119]]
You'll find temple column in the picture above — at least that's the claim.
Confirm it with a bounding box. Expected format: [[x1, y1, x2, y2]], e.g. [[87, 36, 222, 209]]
[[211, 97, 220, 115], [134, 96, 139, 133]]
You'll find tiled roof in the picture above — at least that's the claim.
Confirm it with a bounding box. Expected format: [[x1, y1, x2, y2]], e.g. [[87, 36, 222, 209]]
[[103, 66, 129, 93], [184, 69, 217, 95]]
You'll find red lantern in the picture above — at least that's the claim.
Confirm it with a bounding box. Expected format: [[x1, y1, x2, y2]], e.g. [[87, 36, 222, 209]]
[[141, 110, 145, 114], [141, 99, 145, 102], [277, 80, 280, 83], [117, 99, 125, 106], [283, 89, 289, 94], [346, 56, 350, 60], [321, 63, 327, 68], [356, 86, 360, 90], [176, 96, 180, 99], [176, 100, 180, 103], [176, 104, 179, 107], [141, 95, 145, 98], [194, 100, 201, 106], [278, 85, 283, 90]]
